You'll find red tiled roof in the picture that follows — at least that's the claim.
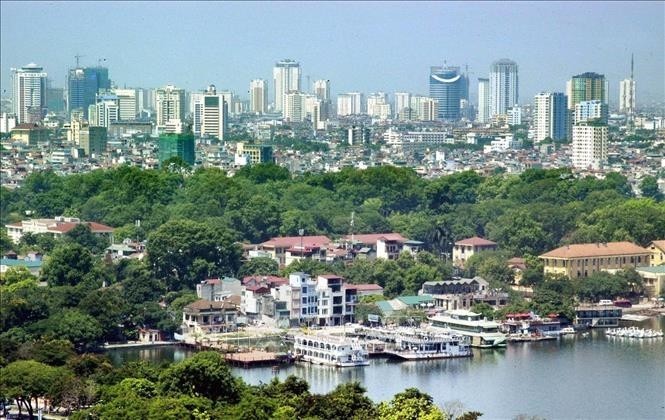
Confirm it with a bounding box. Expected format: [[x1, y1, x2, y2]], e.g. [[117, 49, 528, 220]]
[[346, 283, 384, 292], [46, 221, 114, 234], [344, 233, 406, 244], [540, 242, 649, 259], [649, 240, 665, 252], [261, 235, 332, 248], [87, 222, 114, 232], [184, 299, 238, 312], [455, 236, 497, 246], [242, 275, 287, 286], [319, 274, 343, 280]]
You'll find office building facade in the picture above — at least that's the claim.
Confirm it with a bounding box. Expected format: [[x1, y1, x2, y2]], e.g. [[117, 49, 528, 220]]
[[155, 85, 186, 130], [249, 79, 267, 114], [566, 72, 607, 110], [477, 78, 490, 123], [534, 92, 568, 142], [429, 66, 463, 120], [489, 59, 518, 118], [572, 123, 608, 170], [12, 63, 47, 124], [273, 59, 301, 112]]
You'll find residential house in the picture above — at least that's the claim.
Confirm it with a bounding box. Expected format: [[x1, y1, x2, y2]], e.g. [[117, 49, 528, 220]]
[[272, 272, 319, 325], [181, 299, 240, 335], [507, 257, 527, 284], [5, 216, 114, 244], [539, 242, 651, 279], [344, 233, 408, 260], [197, 277, 242, 301], [240, 275, 288, 321], [259, 235, 332, 266], [452, 237, 498, 268], [636, 266, 665, 298], [646, 241, 665, 267], [0, 252, 43, 276], [316, 274, 346, 326], [420, 276, 509, 310]]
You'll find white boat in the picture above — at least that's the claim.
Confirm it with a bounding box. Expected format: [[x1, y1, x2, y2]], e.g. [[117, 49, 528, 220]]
[[560, 327, 576, 335], [293, 334, 369, 367], [429, 310, 507, 348], [384, 330, 472, 360]]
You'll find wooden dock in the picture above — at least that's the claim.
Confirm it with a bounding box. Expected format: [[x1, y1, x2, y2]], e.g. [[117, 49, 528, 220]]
[[224, 351, 289, 368]]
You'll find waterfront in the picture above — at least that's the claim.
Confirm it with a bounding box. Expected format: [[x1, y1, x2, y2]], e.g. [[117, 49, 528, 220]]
[[107, 317, 665, 419]]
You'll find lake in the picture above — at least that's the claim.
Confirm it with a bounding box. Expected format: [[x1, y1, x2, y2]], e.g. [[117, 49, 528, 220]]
[[107, 316, 665, 419]]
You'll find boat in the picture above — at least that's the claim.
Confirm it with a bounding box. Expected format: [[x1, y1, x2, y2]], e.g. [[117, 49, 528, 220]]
[[293, 334, 370, 367], [606, 327, 663, 339], [429, 310, 507, 348], [560, 327, 576, 335], [384, 330, 472, 360]]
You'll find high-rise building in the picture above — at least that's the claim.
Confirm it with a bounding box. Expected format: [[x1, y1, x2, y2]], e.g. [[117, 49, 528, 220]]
[[46, 84, 65, 114], [284, 91, 306, 122], [249, 79, 267, 114], [337, 92, 363, 116], [200, 85, 227, 140], [11, 63, 47, 124], [409, 96, 438, 121], [159, 133, 195, 166], [429, 66, 463, 120], [534, 92, 569, 142], [507, 106, 522, 125], [93, 95, 119, 128], [113, 89, 137, 121], [574, 100, 608, 124], [572, 123, 608, 170], [79, 126, 108, 157], [273, 59, 301, 112], [489, 59, 519, 118], [313, 79, 330, 102], [155, 85, 186, 130], [394, 92, 411, 119], [67, 66, 110, 118], [619, 79, 636, 115], [190, 92, 204, 135], [566, 72, 607, 110], [313, 79, 330, 120], [477, 78, 490, 123], [367, 92, 391, 119]]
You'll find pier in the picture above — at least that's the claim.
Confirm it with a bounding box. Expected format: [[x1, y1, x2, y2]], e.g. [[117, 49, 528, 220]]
[[224, 351, 293, 368]]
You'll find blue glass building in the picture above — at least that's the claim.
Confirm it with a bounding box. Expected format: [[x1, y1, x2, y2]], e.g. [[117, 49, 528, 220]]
[[429, 66, 463, 121]]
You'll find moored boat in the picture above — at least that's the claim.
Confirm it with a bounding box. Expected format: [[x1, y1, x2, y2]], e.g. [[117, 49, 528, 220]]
[[384, 330, 472, 360], [293, 334, 369, 367], [429, 310, 507, 348]]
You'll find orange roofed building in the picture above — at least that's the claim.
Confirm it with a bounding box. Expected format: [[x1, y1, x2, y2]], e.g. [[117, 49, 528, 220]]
[[539, 242, 650, 279]]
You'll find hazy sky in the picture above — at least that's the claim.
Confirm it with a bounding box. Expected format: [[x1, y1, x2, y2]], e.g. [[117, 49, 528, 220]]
[[1, 1, 664, 105]]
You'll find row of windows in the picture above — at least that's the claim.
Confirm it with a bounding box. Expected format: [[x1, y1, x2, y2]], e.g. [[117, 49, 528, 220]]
[[546, 255, 644, 267]]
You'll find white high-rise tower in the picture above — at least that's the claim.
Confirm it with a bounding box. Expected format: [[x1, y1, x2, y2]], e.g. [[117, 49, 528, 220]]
[[619, 54, 636, 116], [249, 79, 267, 114], [477, 78, 490, 123], [11, 63, 47, 124], [273, 59, 301, 112], [489, 59, 518, 118]]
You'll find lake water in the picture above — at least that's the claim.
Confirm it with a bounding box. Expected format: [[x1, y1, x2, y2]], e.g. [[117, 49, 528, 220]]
[[107, 317, 665, 419]]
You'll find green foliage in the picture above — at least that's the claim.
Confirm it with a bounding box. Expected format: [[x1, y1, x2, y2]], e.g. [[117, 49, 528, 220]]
[[235, 163, 290, 183], [147, 219, 242, 290], [30, 309, 103, 352], [0, 266, 36, 286], [639, 176, 663, 201], [64, 223, 109, 254], [378, 388, 446, 420], [0, 360, 63, 418], [237, 257, 279, 277], [158, 351, 242, 403], [41, 243, 94, 286]]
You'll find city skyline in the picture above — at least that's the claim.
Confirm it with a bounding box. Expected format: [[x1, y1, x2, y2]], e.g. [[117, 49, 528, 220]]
[[1, 1, 663, 105]]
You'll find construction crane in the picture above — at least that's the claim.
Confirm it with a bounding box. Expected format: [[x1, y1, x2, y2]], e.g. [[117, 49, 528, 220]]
[[75, 54, 85, 68]]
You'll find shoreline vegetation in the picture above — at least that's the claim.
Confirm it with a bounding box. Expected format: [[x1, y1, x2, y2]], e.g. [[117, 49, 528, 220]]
[[1, 165, 664, 418]]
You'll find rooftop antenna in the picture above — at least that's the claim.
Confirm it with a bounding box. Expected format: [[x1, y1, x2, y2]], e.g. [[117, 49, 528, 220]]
[[630, 53, 634, 81]]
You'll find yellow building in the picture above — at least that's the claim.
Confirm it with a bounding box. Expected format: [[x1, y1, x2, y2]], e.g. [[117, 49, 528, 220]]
[[539, 242, 650, 279], [10, 123, 48, 145], [646, 240, 665, 267], [636, 266, 665, 298]]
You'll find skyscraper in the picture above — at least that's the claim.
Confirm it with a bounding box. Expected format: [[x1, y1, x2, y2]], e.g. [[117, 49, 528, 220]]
[[566, 72, 607, 110], [273, 59, 301, 112], [200, 85, 227, 140], [572, 123, 608, 170], [394, 92, 411, 119], [67, 66, 110, 118], [283, 91, 306, 122], [313, 79, 331, 120], [249, 79, 267, 114], [574, 100, 608, 124], [113, 89, 137, 121], [93, 95, 119, 128], [534, 92, 568, 142], [155, 85, 186, 130], [477, 78, 490, 123], [489, 59, 519, 118], [367, 92, 390, 119], [11, 63, 47, 124], [619, 54, 636, 116], [429, 66, 463, 120]]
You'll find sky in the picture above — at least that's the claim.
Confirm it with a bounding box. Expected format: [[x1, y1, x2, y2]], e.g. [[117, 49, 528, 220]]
[[1, 1, 664, 105]]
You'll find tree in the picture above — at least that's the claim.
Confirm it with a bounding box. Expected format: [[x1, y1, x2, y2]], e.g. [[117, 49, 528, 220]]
[[378, 388, 446, 420], [159, 351, 242, 403], [40, 243, 94, 286], [0, 360, 62, 418], [0, 266, 36, 286], [64, 223, 108, 254], [639, 176, 662, 201], [237, 257, 279, 278], [147, 220, 242, 290], [31, 309, 104, 352]]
